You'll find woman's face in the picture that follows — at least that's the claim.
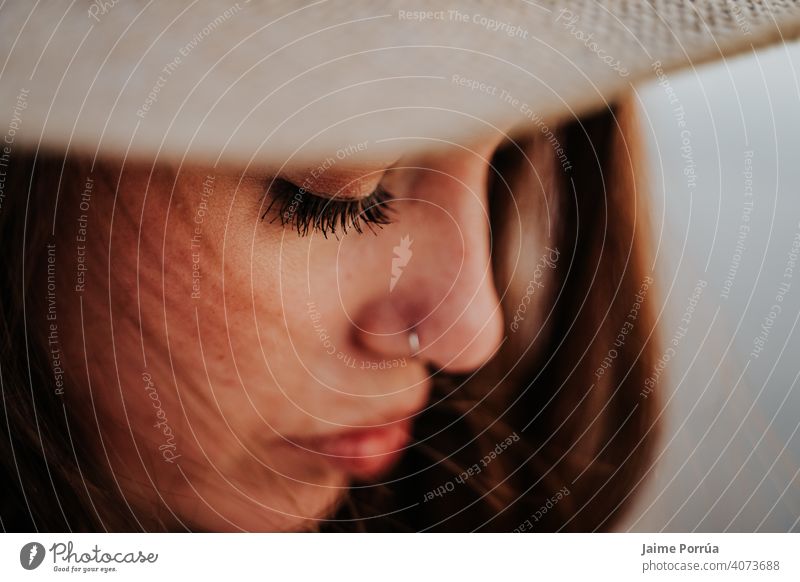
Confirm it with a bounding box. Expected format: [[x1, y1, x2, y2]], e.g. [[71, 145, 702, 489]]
[[59, 135, 516, 531]]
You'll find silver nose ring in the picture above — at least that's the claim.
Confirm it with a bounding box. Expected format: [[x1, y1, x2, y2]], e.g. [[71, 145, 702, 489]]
[[408, 329, 420, 357]]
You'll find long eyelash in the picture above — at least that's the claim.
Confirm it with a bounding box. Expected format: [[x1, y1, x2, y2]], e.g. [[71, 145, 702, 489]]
[[261, 178, 394, 238]]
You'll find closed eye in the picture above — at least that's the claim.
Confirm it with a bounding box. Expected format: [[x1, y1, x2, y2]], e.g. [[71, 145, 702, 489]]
[[261, 178, 395, 238]]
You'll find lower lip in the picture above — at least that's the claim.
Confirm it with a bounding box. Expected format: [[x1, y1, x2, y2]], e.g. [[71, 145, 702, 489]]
[[296, 419, 413, 480]]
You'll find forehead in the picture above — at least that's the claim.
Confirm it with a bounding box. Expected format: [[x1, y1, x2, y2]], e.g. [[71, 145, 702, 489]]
[[272, 125, 512, 197]]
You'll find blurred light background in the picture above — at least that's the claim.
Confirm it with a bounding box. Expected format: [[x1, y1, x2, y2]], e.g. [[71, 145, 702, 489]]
[[624, 41, 800, 532]]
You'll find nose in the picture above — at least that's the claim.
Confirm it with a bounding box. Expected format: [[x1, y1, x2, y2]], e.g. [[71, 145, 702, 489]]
[[352, 146, 505, 374]]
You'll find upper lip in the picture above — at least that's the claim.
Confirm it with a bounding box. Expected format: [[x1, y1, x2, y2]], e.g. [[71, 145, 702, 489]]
[[286, 399, 427, 444]]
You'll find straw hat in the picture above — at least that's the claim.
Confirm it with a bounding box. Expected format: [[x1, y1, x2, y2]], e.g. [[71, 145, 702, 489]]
[[2, 1, 799, 167]]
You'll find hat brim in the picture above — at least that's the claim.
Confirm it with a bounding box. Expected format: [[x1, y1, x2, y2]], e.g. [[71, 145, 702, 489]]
[[2, 1, 799, 168]]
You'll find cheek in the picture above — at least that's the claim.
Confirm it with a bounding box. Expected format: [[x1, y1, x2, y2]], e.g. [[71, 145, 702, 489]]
[[156, 190, 358, 446], [58, 173, 359, 531]]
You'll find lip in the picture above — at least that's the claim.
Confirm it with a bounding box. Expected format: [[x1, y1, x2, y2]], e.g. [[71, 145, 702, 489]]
[[291, 417, 414, 481]]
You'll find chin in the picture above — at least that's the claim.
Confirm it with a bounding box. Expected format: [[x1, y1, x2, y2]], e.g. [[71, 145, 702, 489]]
[[178, 470, 351, 532]]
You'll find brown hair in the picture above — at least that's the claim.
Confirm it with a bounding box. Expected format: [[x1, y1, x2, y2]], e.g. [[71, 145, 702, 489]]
[[0, 102, 659, 532]]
